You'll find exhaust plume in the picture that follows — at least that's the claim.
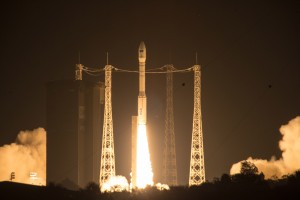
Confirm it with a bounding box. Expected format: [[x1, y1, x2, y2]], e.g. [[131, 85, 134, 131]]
[[0, 128, 46, 185], [230, 116, 300, 179]]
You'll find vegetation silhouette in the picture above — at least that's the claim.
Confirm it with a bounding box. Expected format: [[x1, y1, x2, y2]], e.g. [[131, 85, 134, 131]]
[[1, 169, 300, 200]]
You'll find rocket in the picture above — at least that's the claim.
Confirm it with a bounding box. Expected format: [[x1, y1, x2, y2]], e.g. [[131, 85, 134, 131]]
[[138, 41, 147, 125], [131, 42, 149, 189]]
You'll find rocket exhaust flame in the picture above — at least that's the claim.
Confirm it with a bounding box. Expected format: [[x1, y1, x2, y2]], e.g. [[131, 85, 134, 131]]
[[136, 124, 154, 188], [102, 42, 166, 192]]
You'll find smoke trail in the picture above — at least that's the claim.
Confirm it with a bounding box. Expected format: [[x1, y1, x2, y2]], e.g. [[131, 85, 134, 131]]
[[0, 128, 46, 185], [230, 116, 300, 179]]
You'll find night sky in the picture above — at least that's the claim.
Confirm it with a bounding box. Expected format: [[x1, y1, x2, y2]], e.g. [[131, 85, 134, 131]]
[[1, 1, 299, 185]]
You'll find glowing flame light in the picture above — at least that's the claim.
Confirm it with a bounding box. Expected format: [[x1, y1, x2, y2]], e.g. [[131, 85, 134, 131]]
[[156, 183, 170, 190], [101, 175, 129, 193], [136, 124, 154, 188]]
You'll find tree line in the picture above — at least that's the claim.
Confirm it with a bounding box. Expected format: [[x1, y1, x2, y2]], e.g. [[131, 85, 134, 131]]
[[1, 161, 299, 200]]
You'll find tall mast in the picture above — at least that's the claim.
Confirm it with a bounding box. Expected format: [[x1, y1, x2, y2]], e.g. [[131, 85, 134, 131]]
[[189, 64, 206, 186]]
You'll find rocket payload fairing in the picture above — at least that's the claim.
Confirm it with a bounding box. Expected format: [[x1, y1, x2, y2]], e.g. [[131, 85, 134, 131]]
[[138, 41, 147, 125]]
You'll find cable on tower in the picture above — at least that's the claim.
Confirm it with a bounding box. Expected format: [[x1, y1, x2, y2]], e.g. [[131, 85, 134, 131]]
[[81, 62, 205, 187]]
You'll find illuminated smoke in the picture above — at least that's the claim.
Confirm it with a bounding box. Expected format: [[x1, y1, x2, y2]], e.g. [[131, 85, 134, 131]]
[[0, 128, 46, 185], [230, 116, 300, 179], [136, 124, 154, 188], [155, 183, 170, 190], [101, 175, 129, 192]]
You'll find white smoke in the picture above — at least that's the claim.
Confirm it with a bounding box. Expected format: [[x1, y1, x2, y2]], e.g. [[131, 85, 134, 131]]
[[101, 175, 129, 192], [155, 182, 170, 190], [230, 116, 300, 179], [0, 128, 46, 185]]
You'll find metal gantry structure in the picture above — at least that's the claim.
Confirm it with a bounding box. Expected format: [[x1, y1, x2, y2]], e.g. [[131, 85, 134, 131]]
[[99, 65, 116, 187], [80, 61, 206, 187], [162, 65, 178, 186], [189, 65, 206, 186]]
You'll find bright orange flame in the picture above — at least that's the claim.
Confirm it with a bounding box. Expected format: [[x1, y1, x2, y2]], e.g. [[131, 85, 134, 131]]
[[136, 124, 153, 188]]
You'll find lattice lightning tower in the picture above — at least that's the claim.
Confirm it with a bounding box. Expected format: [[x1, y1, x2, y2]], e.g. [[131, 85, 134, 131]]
[[189, 65, 206, 186], [99, 65, 116, 187], [162, 65, 178, 186]]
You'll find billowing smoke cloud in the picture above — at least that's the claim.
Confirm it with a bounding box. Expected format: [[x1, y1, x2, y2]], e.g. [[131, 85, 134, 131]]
[[0, 128, 46, 185], [230, 116, 300, 179]]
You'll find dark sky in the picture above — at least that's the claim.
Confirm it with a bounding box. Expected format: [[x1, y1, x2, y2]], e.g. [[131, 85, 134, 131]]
[[0, 1, 299, 185]]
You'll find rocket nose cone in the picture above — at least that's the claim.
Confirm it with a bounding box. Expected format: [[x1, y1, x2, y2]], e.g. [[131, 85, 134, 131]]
[[139, 41, 146, 50]]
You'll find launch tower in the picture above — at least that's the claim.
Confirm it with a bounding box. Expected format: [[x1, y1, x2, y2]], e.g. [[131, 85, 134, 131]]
[[99, 65, 116, 187], [162, 65, 178, 186], [189, 65, 206, 186]]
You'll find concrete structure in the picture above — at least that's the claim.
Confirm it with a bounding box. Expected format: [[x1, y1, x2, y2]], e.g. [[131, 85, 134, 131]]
[[131, 116, 137, 188], [46, 80, 104, 190]]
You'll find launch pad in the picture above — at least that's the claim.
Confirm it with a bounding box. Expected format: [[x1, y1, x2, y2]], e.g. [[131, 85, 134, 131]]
[[75, 42, 206, 191]]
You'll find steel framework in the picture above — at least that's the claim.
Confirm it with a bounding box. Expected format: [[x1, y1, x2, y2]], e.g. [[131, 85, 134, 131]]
[[162, 65, 178, 186], [189, 65, 206, 186], [99, 65, 116, 187]]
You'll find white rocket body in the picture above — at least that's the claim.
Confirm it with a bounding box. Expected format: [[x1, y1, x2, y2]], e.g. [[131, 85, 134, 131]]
[[138, 41, 147, 125]]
